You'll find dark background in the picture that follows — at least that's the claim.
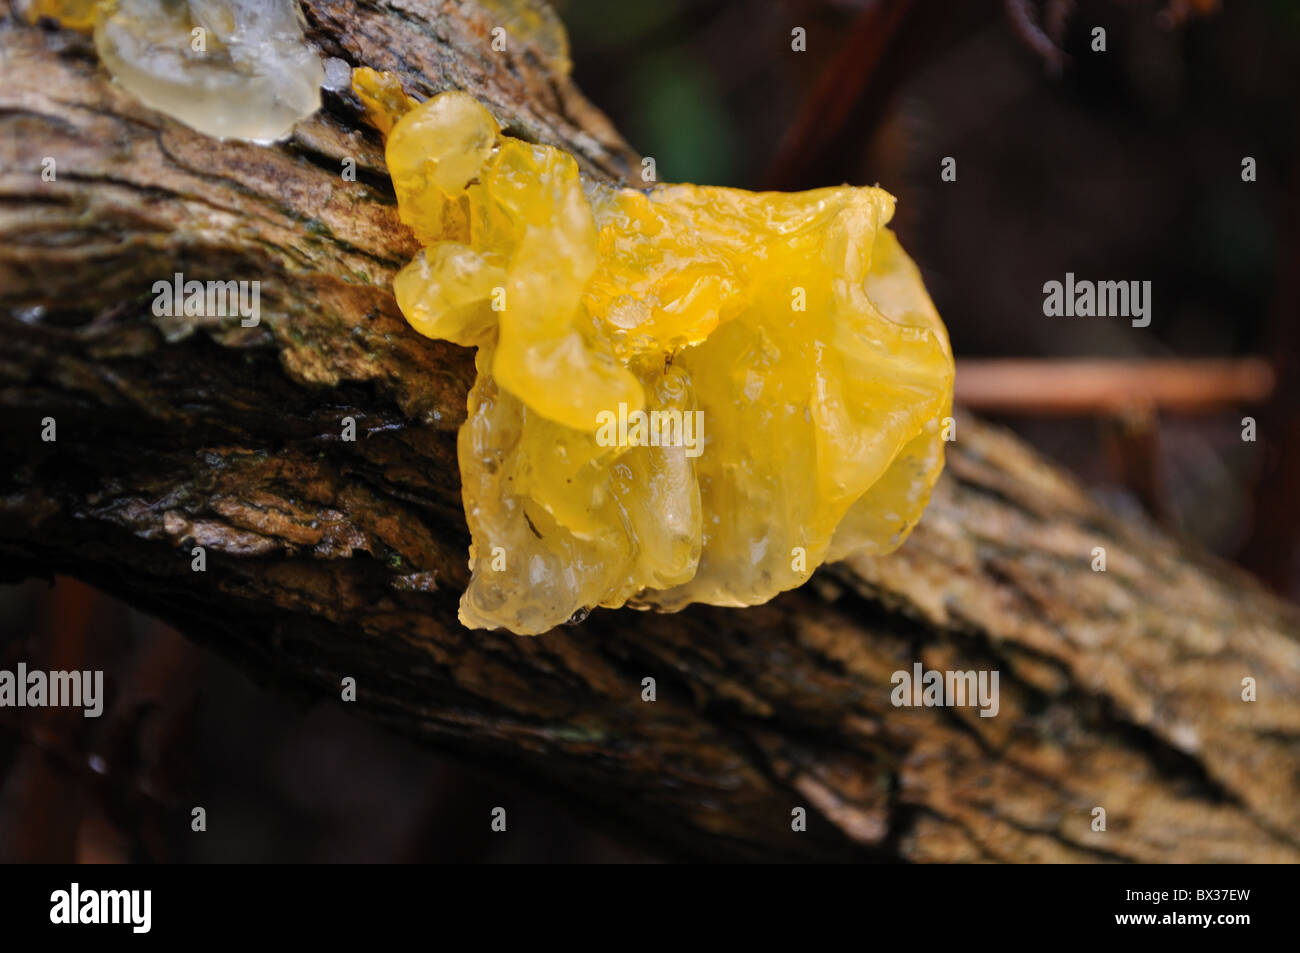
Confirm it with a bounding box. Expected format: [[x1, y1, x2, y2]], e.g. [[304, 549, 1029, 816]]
[[2, 0, 1296, 862]]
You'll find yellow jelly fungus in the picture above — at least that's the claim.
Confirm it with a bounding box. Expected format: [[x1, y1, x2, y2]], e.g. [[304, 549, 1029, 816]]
[[22, 0, 100, 31], [360, 70, 954, 635], [475, 0, 572, 76]]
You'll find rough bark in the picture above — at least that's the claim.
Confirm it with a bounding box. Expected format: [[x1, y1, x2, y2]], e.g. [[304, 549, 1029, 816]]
[[1, 2, 1297, 863]]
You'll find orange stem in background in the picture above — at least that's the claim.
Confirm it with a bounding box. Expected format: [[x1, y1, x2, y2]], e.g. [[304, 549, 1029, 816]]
[[954, 357, 1276, 414]]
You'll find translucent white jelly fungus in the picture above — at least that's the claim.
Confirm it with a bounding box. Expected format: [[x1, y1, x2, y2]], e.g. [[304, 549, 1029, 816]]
[[94, 0, 324, 142]]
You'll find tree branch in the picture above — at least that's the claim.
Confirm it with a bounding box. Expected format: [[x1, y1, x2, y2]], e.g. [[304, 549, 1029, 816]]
[[2, 1, 1297, 862]]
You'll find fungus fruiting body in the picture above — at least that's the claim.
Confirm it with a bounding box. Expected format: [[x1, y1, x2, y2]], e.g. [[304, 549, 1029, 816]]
[[27, 1, 954, 635], [358, 72, 955, 635], [29, 0, 324, 142]]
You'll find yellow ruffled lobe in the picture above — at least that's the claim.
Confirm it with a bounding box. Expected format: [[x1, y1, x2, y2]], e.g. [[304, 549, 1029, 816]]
[[361, 81, 954, 634], [351, 67, 417, 137], [23, 0, 100, 31]]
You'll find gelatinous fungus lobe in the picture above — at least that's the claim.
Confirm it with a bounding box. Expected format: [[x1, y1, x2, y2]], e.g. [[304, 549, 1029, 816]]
[[357, 72, 954, 635], [83, 0, 324, 142], [22, 0, 101, 30]]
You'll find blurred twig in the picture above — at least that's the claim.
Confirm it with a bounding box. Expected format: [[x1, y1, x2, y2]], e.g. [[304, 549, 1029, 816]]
[[955, 357, 1276, 414], [1238, 152, 1300, 596], [1003, 0, 1067, 73], [762, 0, 918, 190]]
